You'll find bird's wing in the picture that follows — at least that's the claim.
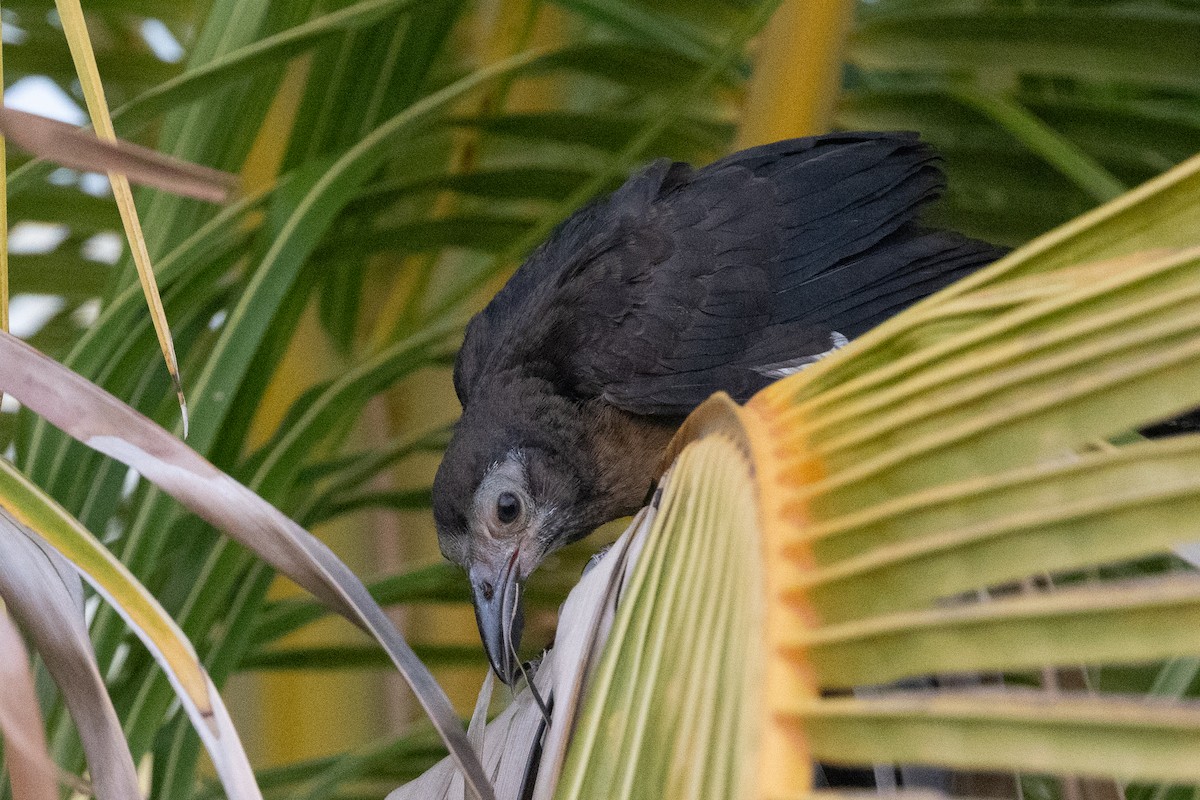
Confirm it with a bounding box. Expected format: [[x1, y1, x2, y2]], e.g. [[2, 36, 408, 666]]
[[455, 132, 1007, 414]]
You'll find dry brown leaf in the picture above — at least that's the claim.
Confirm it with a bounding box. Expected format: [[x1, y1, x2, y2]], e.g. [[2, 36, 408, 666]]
[[0, 107, 238, 203]]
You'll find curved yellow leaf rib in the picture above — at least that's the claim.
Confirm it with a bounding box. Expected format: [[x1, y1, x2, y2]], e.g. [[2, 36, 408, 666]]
[[722, 376, 1200, 791], [557, 422, 767, 800], [669, 395, 819, 800], [797, 432, 1200, 560], [811, 250, 1200, 452]]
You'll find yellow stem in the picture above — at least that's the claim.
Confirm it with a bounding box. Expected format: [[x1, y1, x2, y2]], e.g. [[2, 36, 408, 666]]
[[368, 0, 561, 349], [734, 0, 856, 148]]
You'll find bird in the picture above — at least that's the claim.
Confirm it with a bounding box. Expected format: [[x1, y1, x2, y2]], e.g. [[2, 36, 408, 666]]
[[432, 131, 1009, 685]]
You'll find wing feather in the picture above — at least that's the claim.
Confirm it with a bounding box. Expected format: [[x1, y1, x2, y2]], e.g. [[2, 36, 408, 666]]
[[454, 132, 1006, 415]]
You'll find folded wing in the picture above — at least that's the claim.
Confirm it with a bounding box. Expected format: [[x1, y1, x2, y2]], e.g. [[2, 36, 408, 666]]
[[455, 133, 1007, 416]]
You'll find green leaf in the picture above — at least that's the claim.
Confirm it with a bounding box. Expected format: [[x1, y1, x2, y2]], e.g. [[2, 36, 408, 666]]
[[4, 33, 178, 95], [851, 8, 1200, 92], [297, 425, 451, 486], [1151, 658, 1200, 698], [353, 167, 592, 205], [303, 487, 432, 526], [321, 215, 538, 258], [798, 691, 1200, 783], [234, 731, 445, 795], [10, 187, 123, 230], [529, 42, 723, 90], [453, 110, 731, 156], [551, 0, 734, 70], [114, 0, 425, 131], [252, 563, 468, 643], [948, 89, 1126, 204], [805, 576, 1200, 687], [6, 253, 110, 298], [186, 49, 541, 456]]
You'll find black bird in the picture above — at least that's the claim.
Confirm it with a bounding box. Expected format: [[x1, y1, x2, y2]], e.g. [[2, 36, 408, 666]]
[[433, 132, 1007, 684]]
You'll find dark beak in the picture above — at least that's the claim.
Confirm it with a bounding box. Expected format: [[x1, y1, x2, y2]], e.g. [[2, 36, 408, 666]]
[[470, 550, 525, 686]]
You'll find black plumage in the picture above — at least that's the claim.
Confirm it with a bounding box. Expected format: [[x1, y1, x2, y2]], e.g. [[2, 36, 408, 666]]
[[433, 132, 1008, 684]]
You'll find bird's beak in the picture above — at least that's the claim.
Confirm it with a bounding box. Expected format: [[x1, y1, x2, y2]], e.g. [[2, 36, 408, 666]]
[[469, 548, 525, 686]]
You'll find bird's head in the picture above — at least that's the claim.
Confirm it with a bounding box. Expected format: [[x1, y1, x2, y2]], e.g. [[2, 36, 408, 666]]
[[433, 380, 599, 684]]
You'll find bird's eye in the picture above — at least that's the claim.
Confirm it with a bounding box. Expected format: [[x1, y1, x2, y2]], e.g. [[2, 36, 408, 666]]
[[496, 491, 521, 524]]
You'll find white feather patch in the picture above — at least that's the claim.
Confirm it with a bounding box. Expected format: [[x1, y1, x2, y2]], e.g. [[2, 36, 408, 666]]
[[753, 331, 849, 378]]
